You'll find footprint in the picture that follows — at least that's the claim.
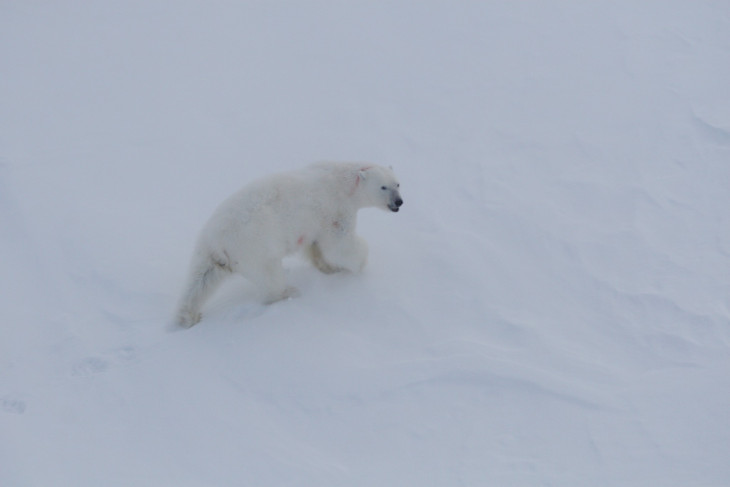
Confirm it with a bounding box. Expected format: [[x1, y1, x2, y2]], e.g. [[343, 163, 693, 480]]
[[111, 346, 136, 362], [1, 397, 26, 414], [70, 347, 137, 376], [72, 357, 109, 376]]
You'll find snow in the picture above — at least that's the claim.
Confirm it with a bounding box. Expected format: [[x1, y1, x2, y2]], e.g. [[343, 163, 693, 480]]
[[2, 1, 730, 485]]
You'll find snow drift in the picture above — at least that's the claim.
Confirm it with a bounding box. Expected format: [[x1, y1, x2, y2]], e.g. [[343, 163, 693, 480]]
[[2, 1, 729, 485]]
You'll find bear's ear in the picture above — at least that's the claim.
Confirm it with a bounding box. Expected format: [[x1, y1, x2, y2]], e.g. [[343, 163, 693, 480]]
[[358, 169, 368, 181]]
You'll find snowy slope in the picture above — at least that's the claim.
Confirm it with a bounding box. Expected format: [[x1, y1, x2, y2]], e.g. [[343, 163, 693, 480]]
[[2, 1, 730, 485]]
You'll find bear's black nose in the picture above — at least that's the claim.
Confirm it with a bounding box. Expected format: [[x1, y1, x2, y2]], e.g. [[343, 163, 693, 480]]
[[395, 198, 403, 207]]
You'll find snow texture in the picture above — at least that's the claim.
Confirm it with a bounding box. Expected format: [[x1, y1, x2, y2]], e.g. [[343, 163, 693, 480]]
[[2, 1, 729, 486]]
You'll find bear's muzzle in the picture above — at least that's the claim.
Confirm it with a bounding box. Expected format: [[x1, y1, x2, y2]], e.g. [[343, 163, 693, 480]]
[[388, 197, 403, 212]]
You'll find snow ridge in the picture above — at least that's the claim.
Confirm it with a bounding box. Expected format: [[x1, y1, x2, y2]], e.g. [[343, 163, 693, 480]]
[[1, 1, 729, 485]]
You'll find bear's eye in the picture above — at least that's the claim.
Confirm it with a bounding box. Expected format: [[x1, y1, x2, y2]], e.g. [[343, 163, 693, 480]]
[[381, 186, 387, 190], [396, 183, 400, 188]]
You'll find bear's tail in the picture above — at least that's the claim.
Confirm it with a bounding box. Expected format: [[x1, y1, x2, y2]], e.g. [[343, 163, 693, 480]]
[[175, 251, 231, 328]]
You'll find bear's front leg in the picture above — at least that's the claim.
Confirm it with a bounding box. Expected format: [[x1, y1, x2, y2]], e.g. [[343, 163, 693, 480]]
[[311, 235, 368, 274], [249, 259, 300, 304], [307, 242, 341, 274]]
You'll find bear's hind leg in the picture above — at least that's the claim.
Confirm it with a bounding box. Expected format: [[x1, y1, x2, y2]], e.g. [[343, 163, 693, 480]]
[[176, 253, 231, 327]]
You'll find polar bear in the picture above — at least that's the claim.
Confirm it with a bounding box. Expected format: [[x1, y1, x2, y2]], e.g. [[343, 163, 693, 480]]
[[175, 162, 403, 327]]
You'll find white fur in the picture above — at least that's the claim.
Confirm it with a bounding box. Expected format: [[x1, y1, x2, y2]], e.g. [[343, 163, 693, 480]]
[[175, 162, 402, 327]]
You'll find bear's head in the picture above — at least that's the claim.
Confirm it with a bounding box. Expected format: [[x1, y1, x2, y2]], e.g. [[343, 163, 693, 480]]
[[356, 165, 403, 213]]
